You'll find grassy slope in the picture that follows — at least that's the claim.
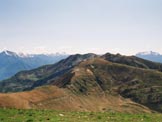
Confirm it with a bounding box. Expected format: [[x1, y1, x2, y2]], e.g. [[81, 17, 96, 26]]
[[0, 85, 152, 113], [0, 108, 161, 122]]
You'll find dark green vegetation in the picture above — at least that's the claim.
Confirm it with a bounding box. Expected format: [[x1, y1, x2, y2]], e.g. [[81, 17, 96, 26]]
[[0, 108, 162, 122], [1, 53, 162, 113]]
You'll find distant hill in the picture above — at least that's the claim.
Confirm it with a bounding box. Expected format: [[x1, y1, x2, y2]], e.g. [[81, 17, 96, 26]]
[[1, 53, 162, 113], [136, 51, 162, 63], [0, 50, 68, 80]]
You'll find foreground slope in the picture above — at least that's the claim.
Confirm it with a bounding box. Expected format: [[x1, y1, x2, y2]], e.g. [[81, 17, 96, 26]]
[[0, 85, 152, 113]]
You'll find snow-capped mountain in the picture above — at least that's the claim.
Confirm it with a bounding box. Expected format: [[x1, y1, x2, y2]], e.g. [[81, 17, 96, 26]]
[[136, 51, 162, 63], [0, 50, 68, 81], [1, 50, 18, 57], [136, 51, 160, 56]]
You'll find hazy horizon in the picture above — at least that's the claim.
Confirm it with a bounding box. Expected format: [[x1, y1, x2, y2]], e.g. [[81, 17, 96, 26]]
[[0, 0, 162, 55]]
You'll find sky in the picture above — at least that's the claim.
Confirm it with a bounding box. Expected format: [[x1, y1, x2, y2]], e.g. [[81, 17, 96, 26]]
[[0, 0, 162, 55]]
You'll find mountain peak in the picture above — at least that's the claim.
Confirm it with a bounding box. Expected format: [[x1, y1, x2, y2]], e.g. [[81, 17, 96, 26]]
[[1, 50, 28, 57], [1, 50, 18, 57]]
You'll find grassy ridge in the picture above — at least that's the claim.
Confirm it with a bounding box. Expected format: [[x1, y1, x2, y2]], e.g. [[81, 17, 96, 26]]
[[0, 108, 162, 122]]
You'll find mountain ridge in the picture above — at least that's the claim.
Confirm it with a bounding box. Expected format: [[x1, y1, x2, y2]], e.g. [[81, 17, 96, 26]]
[[1, 52, 162, 113]]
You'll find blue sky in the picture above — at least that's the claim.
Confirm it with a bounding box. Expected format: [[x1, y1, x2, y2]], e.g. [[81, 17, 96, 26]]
[[0, 0, 162, 55]]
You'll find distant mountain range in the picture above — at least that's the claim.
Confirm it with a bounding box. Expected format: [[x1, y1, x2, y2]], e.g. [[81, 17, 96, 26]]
[[1, 50, 161, 81], [136, 51, 162, 63], [0, 50, 68, 80]]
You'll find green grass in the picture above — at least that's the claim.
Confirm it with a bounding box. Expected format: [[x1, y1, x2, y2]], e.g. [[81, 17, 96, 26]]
[[0, 108, 162, 122]]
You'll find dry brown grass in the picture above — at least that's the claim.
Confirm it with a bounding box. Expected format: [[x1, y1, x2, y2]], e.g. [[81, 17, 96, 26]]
[[0, 85, 152, 113]]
